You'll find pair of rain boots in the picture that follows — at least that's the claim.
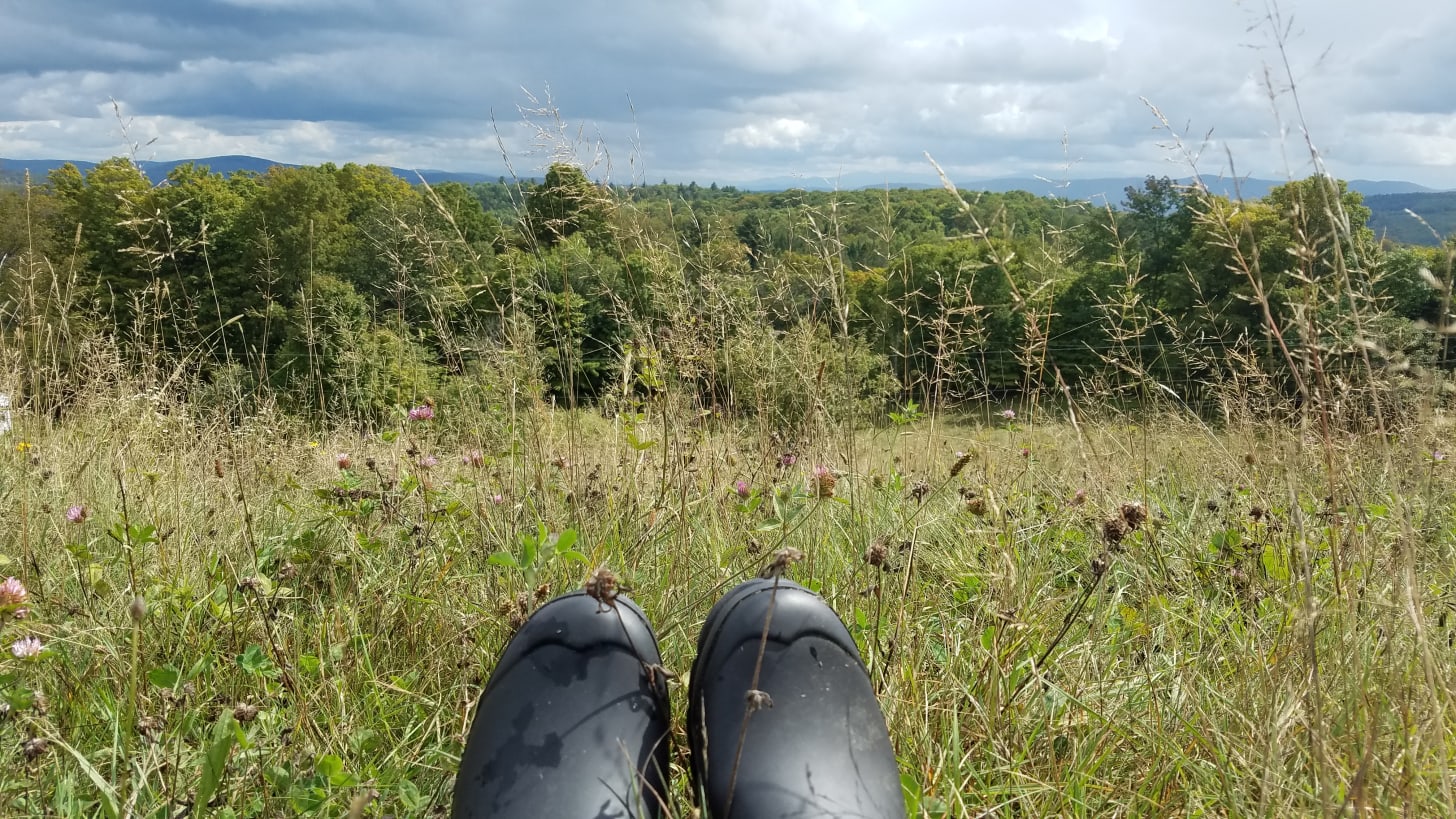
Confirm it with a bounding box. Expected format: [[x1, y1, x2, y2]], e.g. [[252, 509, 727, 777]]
[[452, 577, 905, 818]]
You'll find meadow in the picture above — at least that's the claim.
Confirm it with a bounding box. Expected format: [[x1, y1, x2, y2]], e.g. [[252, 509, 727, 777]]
[[2, 376, 1456, 816], [3, 57, 1456, 815]]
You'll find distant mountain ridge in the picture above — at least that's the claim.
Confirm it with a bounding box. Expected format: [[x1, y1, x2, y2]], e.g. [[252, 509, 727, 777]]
[[0, 155, 505, 187], [3, 155, 1448, 199]]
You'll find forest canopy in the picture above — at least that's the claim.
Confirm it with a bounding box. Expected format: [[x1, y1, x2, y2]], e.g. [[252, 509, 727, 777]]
[[1, 159, 1450, 426]]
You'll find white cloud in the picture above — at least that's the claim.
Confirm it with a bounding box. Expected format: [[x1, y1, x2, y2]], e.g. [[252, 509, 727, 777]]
[[724, 118, 821, 150]]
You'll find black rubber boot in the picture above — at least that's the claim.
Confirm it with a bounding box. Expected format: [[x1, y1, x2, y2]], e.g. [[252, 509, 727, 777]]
[[688, 578, 905, 818], [452, 590, 672, 818]]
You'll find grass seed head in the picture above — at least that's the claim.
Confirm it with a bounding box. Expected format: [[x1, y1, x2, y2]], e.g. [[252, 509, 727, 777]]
[[950, 451, 972, 478]]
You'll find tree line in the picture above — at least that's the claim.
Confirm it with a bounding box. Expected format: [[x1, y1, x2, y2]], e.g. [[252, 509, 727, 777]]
[[1, 158, 1450, 424]]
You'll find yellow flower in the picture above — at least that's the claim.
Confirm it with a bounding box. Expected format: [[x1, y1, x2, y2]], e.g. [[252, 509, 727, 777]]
[[307, 441, 319, 449], [14, 441, 31, 453]]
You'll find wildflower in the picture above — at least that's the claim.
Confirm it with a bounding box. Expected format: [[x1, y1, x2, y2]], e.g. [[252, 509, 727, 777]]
[[136, 715, 163, 740], [733, 480, 751, 500], [779, 452, 797, 467], [1071, 488, 1088, 506], [999, 409, 1016, 421], [306, 441, 319, 449], [909, 479, 931, 502], [1102, 517, 1129, 546], [0, 577, 27, 607], [22, 737, 48, 760], [1019, 448, 1030, 459], [335, 453, 352, 470], [407, 405, 435, 422], [865, 538, 889, 568], [490, 493, 505, 506], [584, 566, 620, 609], [1119, 501, 1148, 530], [10, 636, 43, 658], [14, 441, 31, 453], [810, 465, 837, 499], [551, 456, 570, 470], [463, 449, 485, 468], [1434, 450, 1447, 463], [759, 547, 805, 579], [418, 455, 439, 469]]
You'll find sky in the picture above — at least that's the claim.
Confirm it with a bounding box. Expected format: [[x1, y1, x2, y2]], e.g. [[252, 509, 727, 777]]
[[1, 0, 1454, 188]]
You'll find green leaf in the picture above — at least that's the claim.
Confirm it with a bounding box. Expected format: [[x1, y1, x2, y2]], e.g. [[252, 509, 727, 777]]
[[196, 711, 237, 813], [288, 779, 328, 814], [237, 644, 271, 676], [398, 779, 425, 812], [554, 529, 579, 554], [315, 754, 343, 780], [1261, 544, 1290, 582], [147, 666, 182, 689], [626, 430, 657, 450], [1210, 528, 1241, 554], [187, 654, 216, 680], [487, 551, 519, 569], [557, 550, 589, 565], [315, 753, 357, 787], [4, 687, 35, 710], [264, 765, 292, 792]]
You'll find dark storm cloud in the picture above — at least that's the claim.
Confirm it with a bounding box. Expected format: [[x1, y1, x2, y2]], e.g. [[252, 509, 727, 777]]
[[1, 0, 1453, 185]]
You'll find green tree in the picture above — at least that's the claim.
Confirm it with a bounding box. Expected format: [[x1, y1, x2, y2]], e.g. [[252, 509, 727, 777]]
[[884, 239, 1024, 398], [524, 163, 611, 249], [48, 159, 157, 319]]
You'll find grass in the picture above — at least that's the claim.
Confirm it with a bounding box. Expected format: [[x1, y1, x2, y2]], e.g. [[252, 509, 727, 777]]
[[1, 386, 1454, 817]]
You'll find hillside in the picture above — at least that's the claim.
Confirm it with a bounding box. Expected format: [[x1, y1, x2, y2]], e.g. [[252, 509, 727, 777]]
[[1365, 191, 1456, 245], [0, 155, 506, 188]]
